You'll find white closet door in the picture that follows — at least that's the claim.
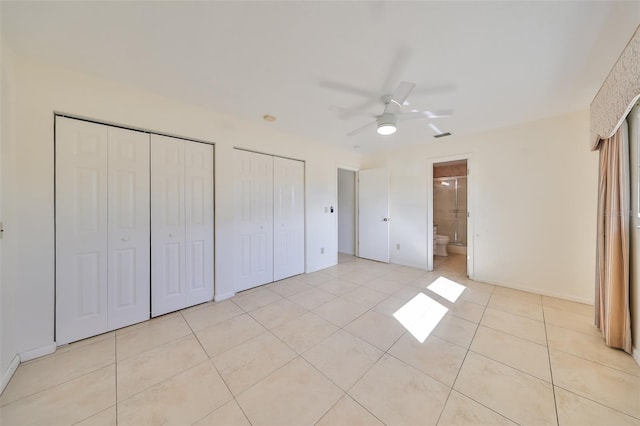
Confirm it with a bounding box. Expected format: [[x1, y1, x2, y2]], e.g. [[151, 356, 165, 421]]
[[151, 134, 186, 316], [184, 141, 214, 306], [234, 150, 274, 291], [234, 150, 255, 291], [107, 127, 150, 329], [251, 153, 274, 287], [273, 157, 304, 281], [56, 117, 109, 345]]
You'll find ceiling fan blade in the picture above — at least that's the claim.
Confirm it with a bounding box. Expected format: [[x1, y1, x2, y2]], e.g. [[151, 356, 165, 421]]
[[390, 81, 416, 106], [330, 105, 379, 120], [339, 97, 382, 119], [319, 80, 378, 99], [381, 47, 412, 92], [423, 109, 453, 118], [397, 109, 453, 120], [411, 83, 456, 97], [347, 120, 377, 136]]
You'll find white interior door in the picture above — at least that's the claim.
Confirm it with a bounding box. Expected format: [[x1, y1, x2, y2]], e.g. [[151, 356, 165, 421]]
[[151, 134, 186, 317], [56, 118, 109, 345], [273, 157, 304, 281], [106, 127, 150, 330], [184, 141, 214, 306], [358, 168, 390, 263]]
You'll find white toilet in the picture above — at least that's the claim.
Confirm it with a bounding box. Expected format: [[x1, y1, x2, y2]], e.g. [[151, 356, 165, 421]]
[[434, 226, 449, 256]]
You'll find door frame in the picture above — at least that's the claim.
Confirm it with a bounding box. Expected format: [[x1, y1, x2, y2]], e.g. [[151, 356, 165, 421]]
[[336, 164, 359, 260], [427, 154, 474, 277]]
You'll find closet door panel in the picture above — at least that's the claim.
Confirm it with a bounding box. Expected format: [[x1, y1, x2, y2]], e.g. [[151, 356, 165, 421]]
[[56, 117, 109, 345], [185, 141, 214, 306], [107, 127, 150, 329], [251, 153, 274, 287], [273, 157, 305, 281], [151, 135, 186, 317], [234, 150, 256, 291]]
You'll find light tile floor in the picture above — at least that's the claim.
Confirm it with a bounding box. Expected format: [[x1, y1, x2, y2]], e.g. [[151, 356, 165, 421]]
[[2, 254, 640, 425]]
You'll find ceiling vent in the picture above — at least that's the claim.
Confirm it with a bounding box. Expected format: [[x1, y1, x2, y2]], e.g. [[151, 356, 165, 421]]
[[434, 132, 452, 139]]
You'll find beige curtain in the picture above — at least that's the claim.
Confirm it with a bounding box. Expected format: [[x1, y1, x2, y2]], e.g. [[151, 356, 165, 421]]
[[595, 121, 632, 353]]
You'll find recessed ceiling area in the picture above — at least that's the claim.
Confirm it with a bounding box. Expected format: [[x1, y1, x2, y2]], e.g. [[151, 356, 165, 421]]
[[2, 1, 639, 153]]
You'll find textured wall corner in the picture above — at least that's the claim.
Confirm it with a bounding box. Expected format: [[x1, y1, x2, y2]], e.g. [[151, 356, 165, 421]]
[[590, 25, 640, 150]]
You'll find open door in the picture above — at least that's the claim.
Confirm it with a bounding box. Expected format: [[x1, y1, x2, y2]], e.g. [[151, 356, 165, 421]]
[[358, 168, 390, 262]]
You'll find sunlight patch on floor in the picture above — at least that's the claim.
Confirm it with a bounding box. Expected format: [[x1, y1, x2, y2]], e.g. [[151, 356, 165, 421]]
[[427, 276, 466, 303], [393, 293, 448, 343]]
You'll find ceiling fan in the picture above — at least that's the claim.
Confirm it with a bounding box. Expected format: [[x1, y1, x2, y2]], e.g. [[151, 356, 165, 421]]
[[338, 81, 452, 136]]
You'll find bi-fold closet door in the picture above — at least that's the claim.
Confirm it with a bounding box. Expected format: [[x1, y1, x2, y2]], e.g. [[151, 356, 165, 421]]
[[56, 118, 214, 345], [56, 117, 150, 345], [151, 134, 214, 317], [234, 149, 304, 292]]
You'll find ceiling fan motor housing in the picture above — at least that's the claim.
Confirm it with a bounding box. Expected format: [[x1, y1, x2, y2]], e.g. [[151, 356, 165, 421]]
[[378, 112, 397, 127]]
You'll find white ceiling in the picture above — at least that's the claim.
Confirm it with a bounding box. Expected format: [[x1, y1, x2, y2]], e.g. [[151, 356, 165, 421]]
[[2, 1, 639, 153]]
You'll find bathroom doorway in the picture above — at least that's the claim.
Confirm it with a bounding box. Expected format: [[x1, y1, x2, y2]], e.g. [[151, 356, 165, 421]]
[[428, 156, 473, 277]]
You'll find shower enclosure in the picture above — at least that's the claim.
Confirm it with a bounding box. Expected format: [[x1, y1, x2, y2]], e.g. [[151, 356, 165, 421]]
[[434, 176, 467, 246]]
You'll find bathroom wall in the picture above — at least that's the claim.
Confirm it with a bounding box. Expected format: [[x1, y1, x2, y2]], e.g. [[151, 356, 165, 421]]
[[434, 161, 467, 178]]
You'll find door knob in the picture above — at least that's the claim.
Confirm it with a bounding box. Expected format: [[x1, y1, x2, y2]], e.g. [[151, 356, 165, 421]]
[[121, 236, 129, 242], [383, 218, 390, 222], [169, 233, 174, 238]]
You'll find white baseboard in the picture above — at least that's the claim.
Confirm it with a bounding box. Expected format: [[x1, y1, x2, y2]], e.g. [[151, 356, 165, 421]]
[[471, 275, 594, 305], [633, 346, 640, 367], [214, 292, 235, 302], [19, 343, 56, 363], [1, 354, 20, 395]]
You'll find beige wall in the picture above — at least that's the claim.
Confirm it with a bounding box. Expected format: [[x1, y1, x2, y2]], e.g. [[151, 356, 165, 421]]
[[0, 52, 361, 374], [1, 38, 18, 376], [363, 110, 599, 303]]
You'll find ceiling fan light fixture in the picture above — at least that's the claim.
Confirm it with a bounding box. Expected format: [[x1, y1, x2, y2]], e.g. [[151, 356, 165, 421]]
[[377, 123, 397, 135], [377, 112, 397, 135]]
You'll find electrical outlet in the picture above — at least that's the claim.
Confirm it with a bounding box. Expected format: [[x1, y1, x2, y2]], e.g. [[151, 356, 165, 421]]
[[396, 243, 400, 250], [320, 247, 325, 254]]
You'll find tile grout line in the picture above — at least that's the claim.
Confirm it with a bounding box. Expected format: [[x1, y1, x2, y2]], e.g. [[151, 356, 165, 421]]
[[114, 329, 118, 425], [0, 337, 116, 410], [542, 299, 640, 421], [265, 277, 398, 424], [434, 273, 489, 426], [541, 302, 561, 426], [552, 383, 640, 422], [433, 268, 528, 426], [179, 310, 254, 426]]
